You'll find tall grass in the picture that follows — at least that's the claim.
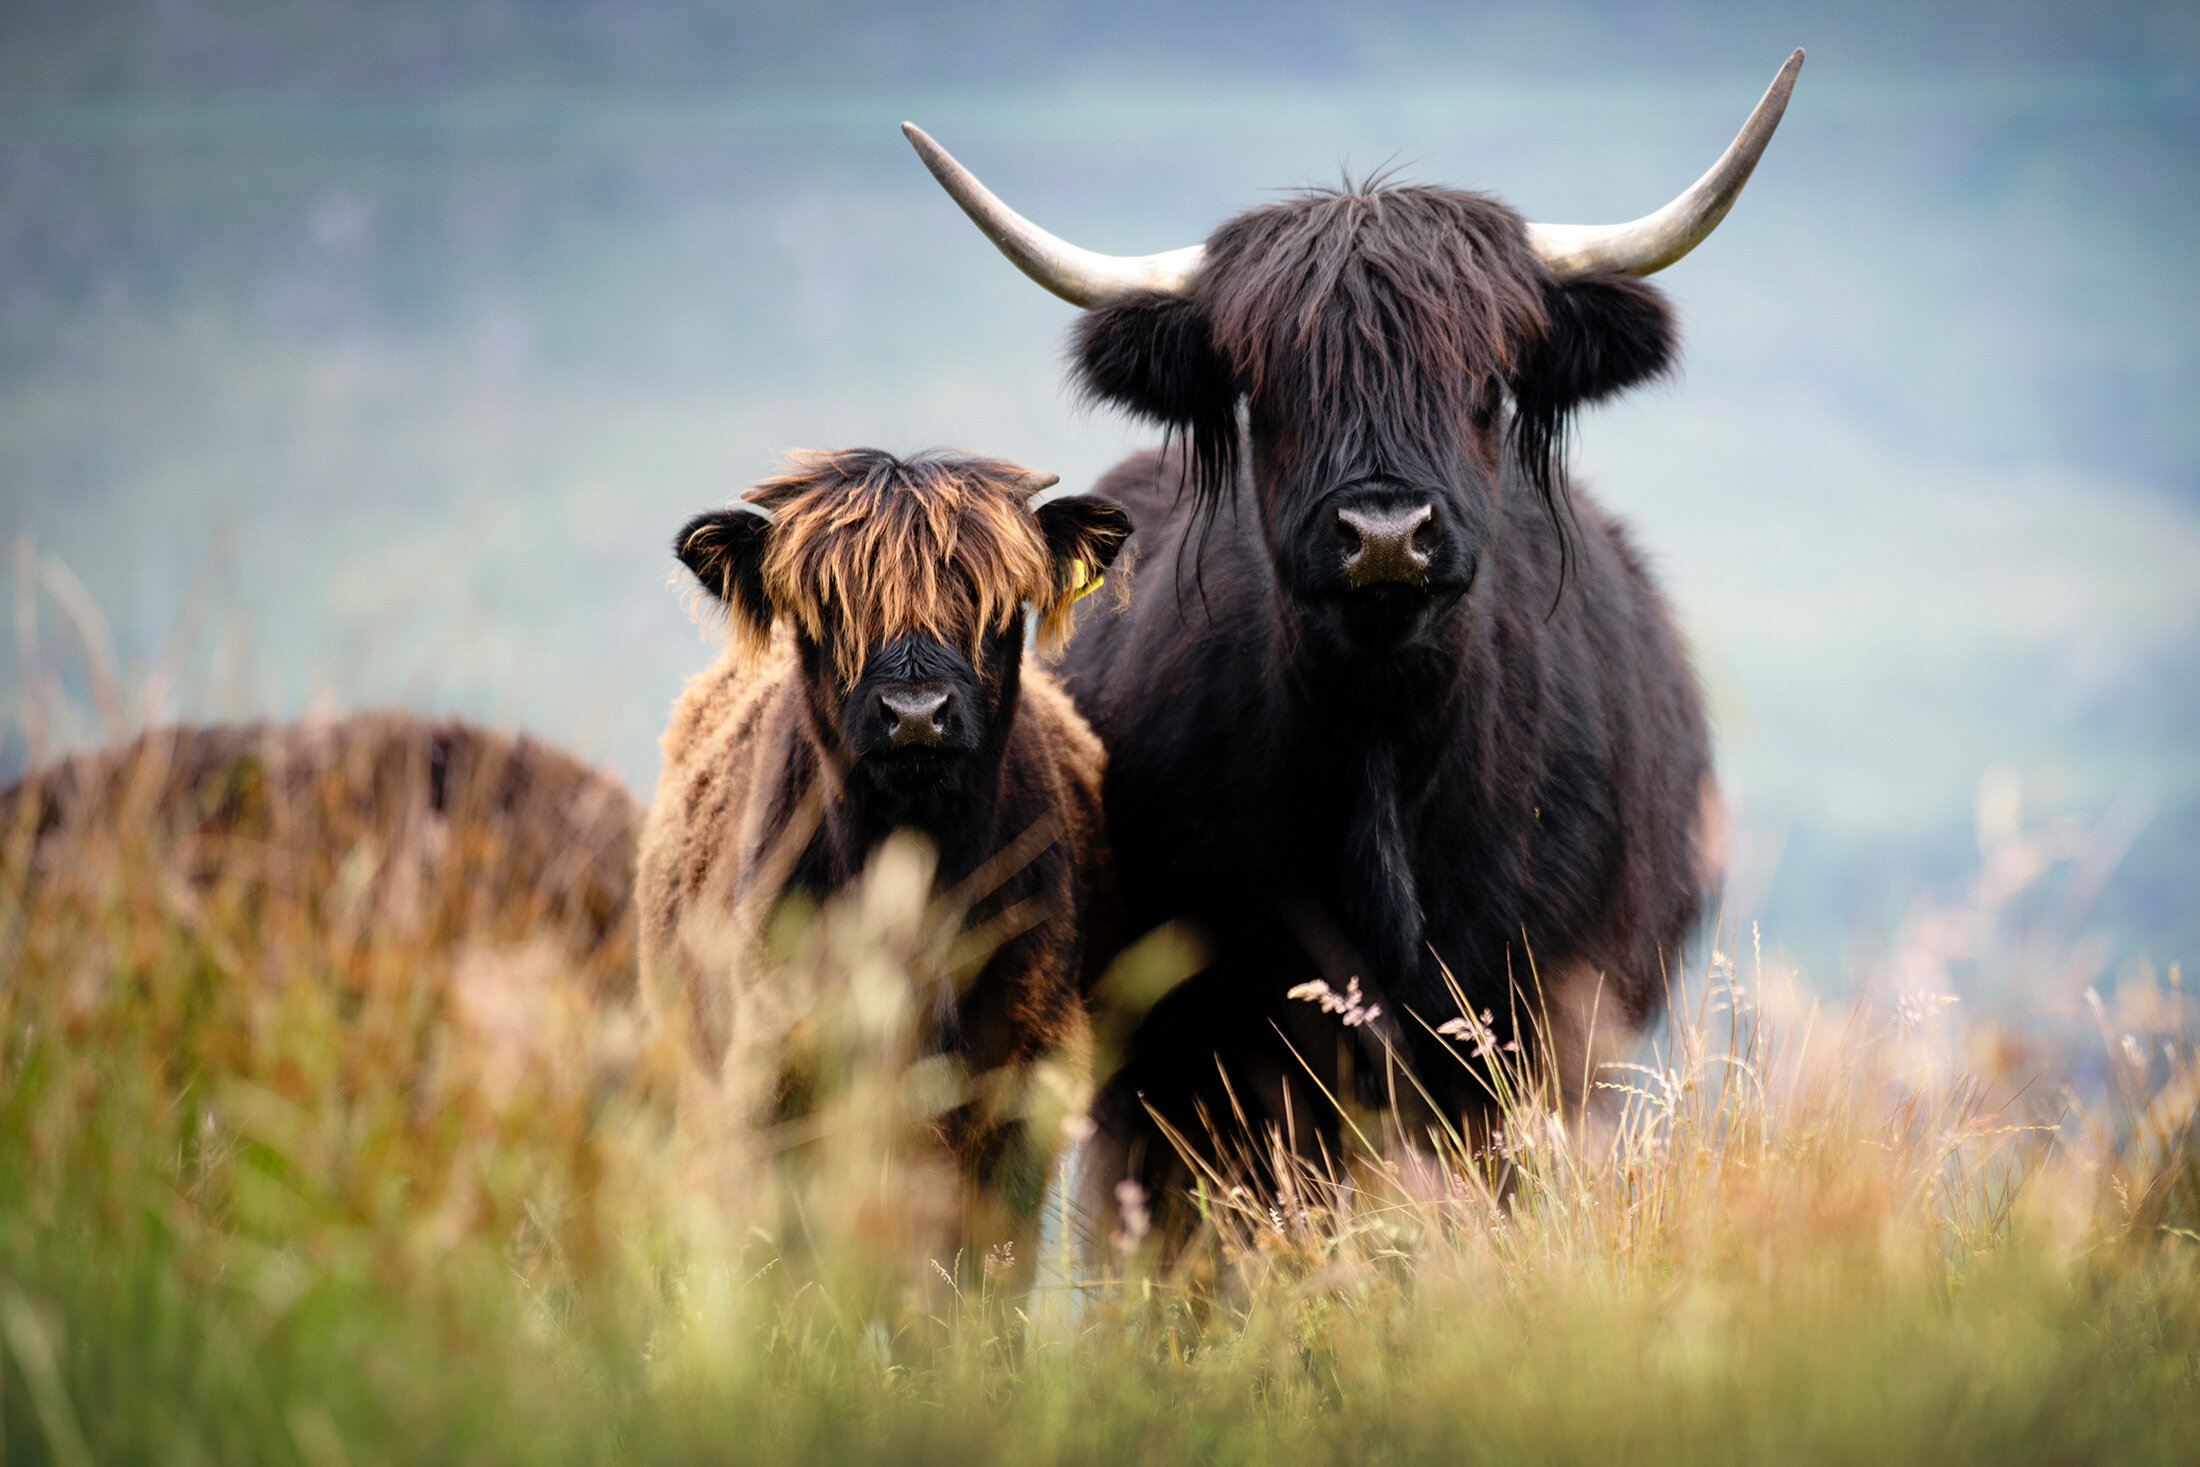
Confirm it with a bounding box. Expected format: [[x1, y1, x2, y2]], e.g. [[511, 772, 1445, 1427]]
[[0, 574, 2195, 1464], [0, 748, 2195, 1467]]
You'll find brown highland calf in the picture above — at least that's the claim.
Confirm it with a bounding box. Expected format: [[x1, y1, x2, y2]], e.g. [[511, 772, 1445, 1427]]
[[639, 447, 1130, 1237], [1, 713, 642, 1000]]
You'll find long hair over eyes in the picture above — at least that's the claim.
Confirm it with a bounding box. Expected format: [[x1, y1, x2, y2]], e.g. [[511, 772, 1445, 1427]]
[[748, 449, 1072, 682]]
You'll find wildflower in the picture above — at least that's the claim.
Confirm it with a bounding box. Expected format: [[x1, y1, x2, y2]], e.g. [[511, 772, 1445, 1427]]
[[1115, 1178, 1151, 1252], [1896, 991, 1961, 1031], [1286, 976, 1383, 1027], [1437, 1007, 1515, 1058]]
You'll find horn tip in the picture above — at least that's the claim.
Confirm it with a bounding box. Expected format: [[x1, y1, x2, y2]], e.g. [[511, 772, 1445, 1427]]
[[901, 121, 951, 172]]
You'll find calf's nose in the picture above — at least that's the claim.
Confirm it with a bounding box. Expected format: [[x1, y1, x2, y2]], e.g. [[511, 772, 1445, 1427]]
[[880, 686, 951, 748], [1336, 503, 1436, 588]]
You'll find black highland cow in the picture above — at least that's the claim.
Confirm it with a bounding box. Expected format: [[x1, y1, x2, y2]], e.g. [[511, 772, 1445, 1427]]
[[905, 53, 1801, 1252]]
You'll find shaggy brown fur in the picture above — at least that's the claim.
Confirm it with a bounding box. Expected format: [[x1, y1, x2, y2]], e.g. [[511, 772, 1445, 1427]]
[[0, 714, 642, 999], [639, 448, 1127, 1229], [639, 639, 1114, 1066], [682, 449, 1108, 683]]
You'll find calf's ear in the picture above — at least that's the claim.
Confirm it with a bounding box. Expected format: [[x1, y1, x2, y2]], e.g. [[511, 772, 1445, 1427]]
[[1509, 272, 1678, 498], [1036, 494, 1133, 577], [1031, 494, 1133, 643], [674, 506, 774, 644]]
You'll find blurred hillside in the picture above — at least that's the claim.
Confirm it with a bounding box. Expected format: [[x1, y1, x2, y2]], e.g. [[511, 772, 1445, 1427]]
[[2, 0, 2195, 979]]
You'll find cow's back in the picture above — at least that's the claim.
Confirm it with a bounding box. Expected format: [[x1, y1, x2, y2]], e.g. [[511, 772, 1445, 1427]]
[[0, 713, 643, 999]]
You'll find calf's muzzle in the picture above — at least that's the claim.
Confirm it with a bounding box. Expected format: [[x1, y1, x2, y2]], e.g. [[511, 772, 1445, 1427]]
[[880, 686, 952, 749]]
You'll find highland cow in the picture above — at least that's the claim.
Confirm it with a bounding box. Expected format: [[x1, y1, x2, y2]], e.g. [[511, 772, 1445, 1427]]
[[0, 714, 643, 1000], [905, 54, 1802, 1246], [637, 448, 1130, 1228]]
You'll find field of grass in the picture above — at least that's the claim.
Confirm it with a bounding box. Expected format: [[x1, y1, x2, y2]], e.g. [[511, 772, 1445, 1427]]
[[0, 734, 2196, 1467]]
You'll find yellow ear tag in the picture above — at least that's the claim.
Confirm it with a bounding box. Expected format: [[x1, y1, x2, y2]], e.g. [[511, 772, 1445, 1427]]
[[1068, 559, 1104, 602]]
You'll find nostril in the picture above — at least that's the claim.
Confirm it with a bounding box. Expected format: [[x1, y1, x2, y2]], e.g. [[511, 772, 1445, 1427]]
[[1333, 510, 1364, 556], [1410, 507, 1440, 555]]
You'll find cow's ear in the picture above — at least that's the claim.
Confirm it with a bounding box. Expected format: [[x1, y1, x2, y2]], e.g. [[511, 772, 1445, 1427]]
[[674, 507, 774, 645], [1030, 494, 1133, 646], [1509, 272, 1678, 497], [1070, 291, 1239, 513], [1071, 291, 1234, 429]]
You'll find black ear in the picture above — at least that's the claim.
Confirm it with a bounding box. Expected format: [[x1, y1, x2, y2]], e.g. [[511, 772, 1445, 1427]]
[[1035, 494, 1134, 578], [1509, 272, 1679, 498], [1070, 290, 1239, 510], [1030, 494, 1134, 644], [1071, 291, 1233, 427], [674, 507, 773, 640]]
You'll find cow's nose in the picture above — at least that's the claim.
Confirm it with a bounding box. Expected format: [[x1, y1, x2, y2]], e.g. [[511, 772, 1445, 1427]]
[[1336, 503, 1437, 587], [880, 686, 951, 748]]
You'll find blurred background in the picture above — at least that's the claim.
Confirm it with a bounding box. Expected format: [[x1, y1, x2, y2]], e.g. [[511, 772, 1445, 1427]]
[[1, 1, 2194, 1008]]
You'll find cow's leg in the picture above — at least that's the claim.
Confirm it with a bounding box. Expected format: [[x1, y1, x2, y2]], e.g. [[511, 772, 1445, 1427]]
[[1028, 1125, 1115, 1340]]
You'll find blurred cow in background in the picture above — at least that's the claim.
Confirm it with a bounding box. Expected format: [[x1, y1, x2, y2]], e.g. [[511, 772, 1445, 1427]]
[[2, 713, 641, 998]]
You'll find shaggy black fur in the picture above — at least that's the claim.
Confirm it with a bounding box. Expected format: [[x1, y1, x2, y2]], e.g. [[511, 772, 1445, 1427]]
[[1510, 271, 1679, 505], [1053, 184, 1712, 1238]]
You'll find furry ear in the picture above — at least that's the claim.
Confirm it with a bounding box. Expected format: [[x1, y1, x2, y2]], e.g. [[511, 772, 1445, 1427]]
[[1030, 494, 1134, 646], [1071, 291, 1233, 426], [1070, 290, 1239, 512], [674, 506, 774, 646], [1509, 271, 1679, 501]]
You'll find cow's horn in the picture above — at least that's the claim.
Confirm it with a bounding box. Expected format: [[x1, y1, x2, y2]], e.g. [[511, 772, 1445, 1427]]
[[1526, 50, 1803, 277], [901, 122, 1204, 307]]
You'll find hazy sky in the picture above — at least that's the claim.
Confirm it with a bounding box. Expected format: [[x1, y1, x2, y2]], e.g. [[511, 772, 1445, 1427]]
[[3, 0, 2195, 980]]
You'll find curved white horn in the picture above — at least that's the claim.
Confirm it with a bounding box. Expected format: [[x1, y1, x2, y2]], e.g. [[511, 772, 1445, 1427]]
[[902, 122, 1204, 308], [1528, 49, 1804, 277]]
